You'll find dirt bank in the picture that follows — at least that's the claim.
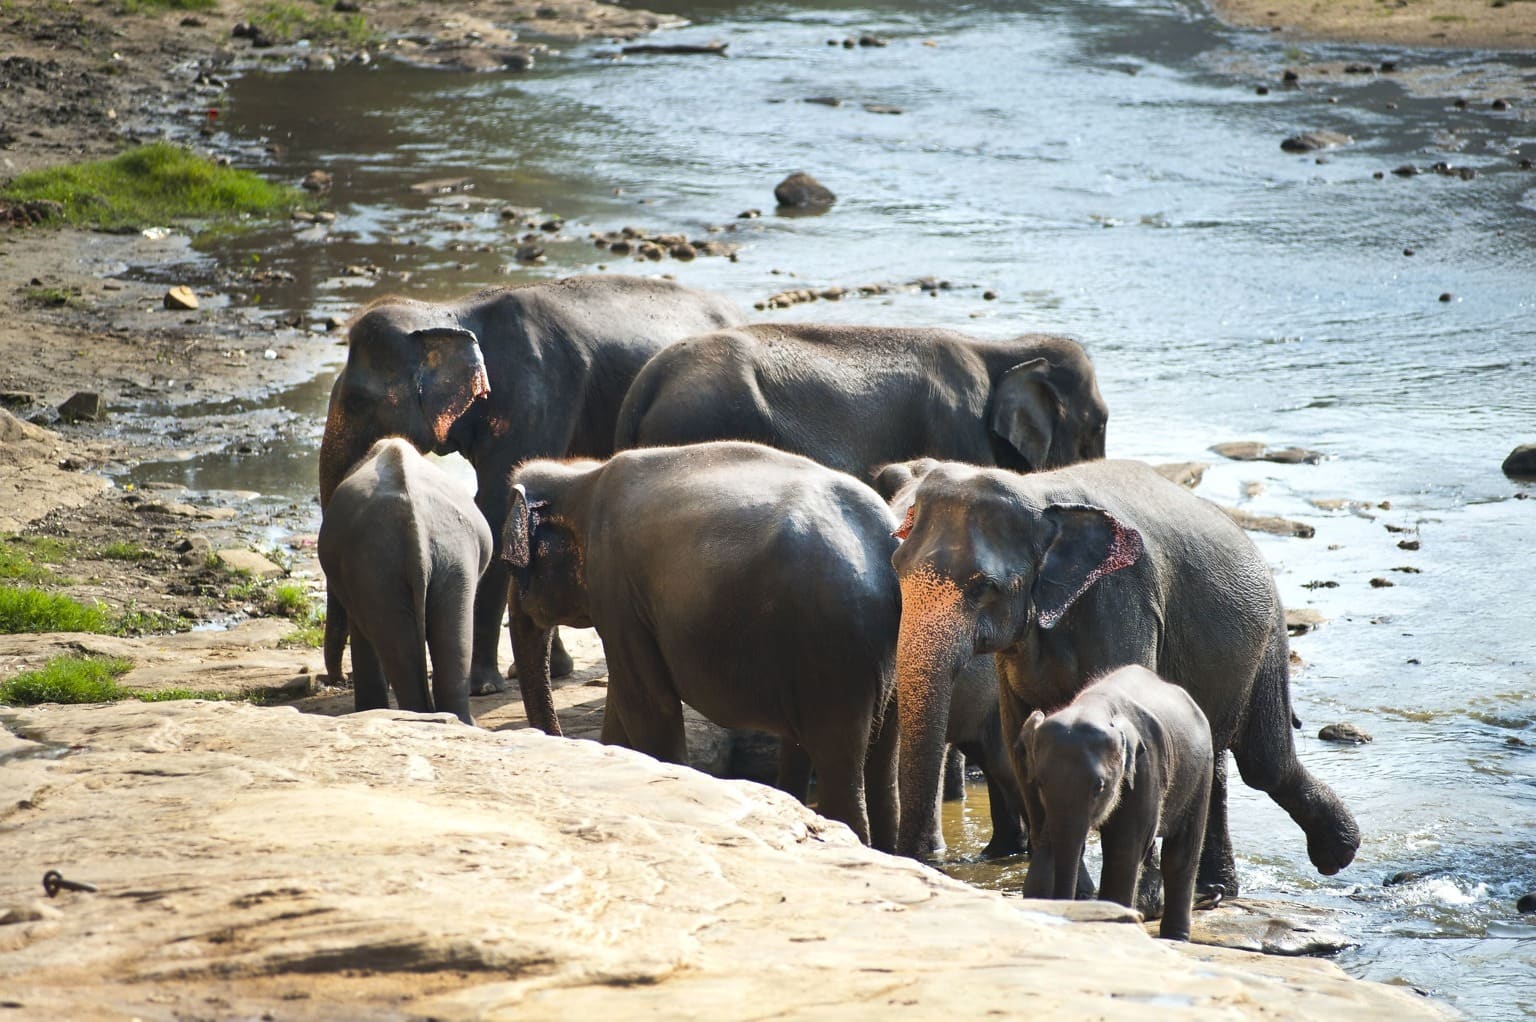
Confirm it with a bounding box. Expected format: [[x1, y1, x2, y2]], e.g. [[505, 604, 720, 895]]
[[1206, 0, 1536, 49]]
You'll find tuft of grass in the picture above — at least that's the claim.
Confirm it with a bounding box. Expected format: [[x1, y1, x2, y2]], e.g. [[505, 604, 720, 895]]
[[0, 143, 302, 232], [113, 605, 186, 637], [0, 654, 134, 705], [0, 586, 110, 634], [266, 582, 312, 619], [101, 541, 153, 561], [135, 686, 231, 702], [22, 286, 83, 309], [252, 1, 371, 44]]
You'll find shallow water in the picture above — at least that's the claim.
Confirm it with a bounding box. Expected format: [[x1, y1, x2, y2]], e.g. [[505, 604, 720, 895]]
[[127, 1, 1536, 1014]]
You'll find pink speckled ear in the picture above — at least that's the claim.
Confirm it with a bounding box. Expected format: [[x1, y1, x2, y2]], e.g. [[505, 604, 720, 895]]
[[1032, 504, 1143, 630], [502, 484, 549, 569], [410, 327, 489, 447]]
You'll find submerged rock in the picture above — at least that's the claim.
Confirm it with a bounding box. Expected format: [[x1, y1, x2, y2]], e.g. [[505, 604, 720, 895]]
[[1319, 723, 1374, 744], [1211, 441, 1324, 465], [1502, 443, 1536, 480], [774, 171, 836, 210], [1180, 898, 1357, 957], [1281, 131, 1353, 153]]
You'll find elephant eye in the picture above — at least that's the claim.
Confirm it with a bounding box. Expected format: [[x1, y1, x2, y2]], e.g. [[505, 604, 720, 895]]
[[1093, 778, 1107, 796]]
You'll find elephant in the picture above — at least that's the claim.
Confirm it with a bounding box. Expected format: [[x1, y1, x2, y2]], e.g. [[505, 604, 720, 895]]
[[503, 440, 901, 850], [886, 458, 1361, 897], [947, 654, 1028, 859], [316, 275, 744, 705], [613, 324, 1107, 480], [1017, 665, 1213, 941], [317, 438, 491, 724]]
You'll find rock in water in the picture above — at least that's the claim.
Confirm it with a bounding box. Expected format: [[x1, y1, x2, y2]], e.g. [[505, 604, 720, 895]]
[[57, 392, 104, 424], [1319, 723, 1374, 744], [163, 285, 199, 311], [1281, 131, 1353, 153], [774, 172, 836, 210], [1502, 444, 1536, 480]]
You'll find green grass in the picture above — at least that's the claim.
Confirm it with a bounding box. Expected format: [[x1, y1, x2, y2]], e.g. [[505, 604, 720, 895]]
[[280, 620, 325, 649], [0, 143, 302, 232], [101, 541, 153, 561], [22, 286, 83, 309], [0, 586, 110, 634], [251, 1, 371, 44], [0, 654, 230, 706], [266, 582, 312, 619], [0, 536, 77, 582], [0, 655, 133, 705], [118, 0, 218, 12]]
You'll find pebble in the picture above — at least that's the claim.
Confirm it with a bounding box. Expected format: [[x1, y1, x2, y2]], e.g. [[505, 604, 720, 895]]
[[301, 169, 333, 193], [1438, 293, 1453, 303], [163, 286, 199, 311], [1369, 577, 1394, 588], [58, 392, 104, 424], [1280, 131, 1352, 153]]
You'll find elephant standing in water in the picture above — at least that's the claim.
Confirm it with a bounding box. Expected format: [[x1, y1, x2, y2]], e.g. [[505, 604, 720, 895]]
[[887, 459, 1360, 897], [316, 275, 743, 707], [503, 441, 901, 850], [615, 324, 1107, 478], [318, 438, 491, 725]]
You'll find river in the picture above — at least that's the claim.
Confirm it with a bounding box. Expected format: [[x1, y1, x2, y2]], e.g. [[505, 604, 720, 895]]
[[132, 0, 1536, 1015]]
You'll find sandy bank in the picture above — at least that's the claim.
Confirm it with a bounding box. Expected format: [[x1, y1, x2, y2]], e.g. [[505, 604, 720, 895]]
[[1206, 0, 1536, 49]]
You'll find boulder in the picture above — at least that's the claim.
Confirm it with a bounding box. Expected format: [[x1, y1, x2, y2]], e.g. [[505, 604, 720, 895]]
[[1502, 443, 1536, 480], [1319, 722, 1374, 744], [57, 392, 104, 424], [216, 548, 286, 579], [0, 701, 1451, 1020], [774, 171, 836, 210], [1281, 131, 1353, 153]]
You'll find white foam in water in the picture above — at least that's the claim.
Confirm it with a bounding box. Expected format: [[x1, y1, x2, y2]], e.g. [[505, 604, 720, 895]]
[[1416, 878, 1489, 908]]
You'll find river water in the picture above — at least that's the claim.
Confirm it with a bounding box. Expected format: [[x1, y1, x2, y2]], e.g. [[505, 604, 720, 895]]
[[135, 0, 1536, 1014]]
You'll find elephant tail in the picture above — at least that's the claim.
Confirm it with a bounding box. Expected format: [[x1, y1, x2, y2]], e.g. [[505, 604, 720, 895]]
[[323, 593, 348, 684]]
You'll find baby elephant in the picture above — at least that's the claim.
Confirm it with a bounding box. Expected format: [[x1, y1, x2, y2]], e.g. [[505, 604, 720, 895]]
[[1017, 665, 1213, 941], [318, 438, 491, 724]]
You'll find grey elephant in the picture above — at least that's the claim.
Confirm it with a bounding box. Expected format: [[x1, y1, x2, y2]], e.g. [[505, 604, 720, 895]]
[[614, 324, 1107, 479], [317, 275, 744, 705], [503, 441, 900, 850], [887, 458, 1360, 897], [1018, 665, 1213, 941], [318, 438, 491, 724]]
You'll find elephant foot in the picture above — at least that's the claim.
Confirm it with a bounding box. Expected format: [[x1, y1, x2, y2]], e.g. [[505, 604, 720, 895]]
[[1136, 864, 1164, 921], [980, 835, 1025, 860], [550, 639, 575, 679], [469, 665, 508, 697], [1196, 861, 1240, 901]]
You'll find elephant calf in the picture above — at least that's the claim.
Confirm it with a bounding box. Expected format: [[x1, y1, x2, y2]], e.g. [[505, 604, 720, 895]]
[[1018, 665, 1213, 941], [503, 440, 901, 851], [318, 438, 491, 724]]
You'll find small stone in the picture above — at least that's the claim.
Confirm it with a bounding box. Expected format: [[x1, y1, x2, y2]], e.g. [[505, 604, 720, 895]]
[[514, 243, 545, 263], [176, 535, 213, 564], [1438, 292, 1454, 303], [58, 392, 104, 424], [1518, 894, 1536, 914], [863, 103, 903, 115], [1492, 98, 1510, 112], [982, 290, 997, 301], [774, 172, 836, 210], [1280, 131, 1352, 153], [163, 285, 199, 311], [324, 315, 347, 331], [1521, 158, 1534, 171], [302, 169, 333, 193], [857, 35, 889, 47], [1502, 444, 1536, 480], [1392, 164, 1420, 177], [1301, 580, 1339, 590], [1454, 98, 1469, 110], [805, 96, 842, 107], [737, 209, 761, 219], [334, 0, 361, 11], [1255, 85, 1269, 96], [1379, 61, 1398, 72], [1281, 69, 1300, 84], [670, 242, 696, 261], [1318, 723, 1373, 744], [1369, 577, 1394, 588], [1396, 539, 1420, 551], [1343, 63, 1374, 74], [1403, 248, 1414, 256]]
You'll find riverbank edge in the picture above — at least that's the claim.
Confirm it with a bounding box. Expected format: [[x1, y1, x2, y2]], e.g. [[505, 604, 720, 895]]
[[1202, 0, 1536, 49]]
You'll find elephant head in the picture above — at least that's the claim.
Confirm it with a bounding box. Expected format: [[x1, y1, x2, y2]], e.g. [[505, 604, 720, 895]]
[[1016, 708, 1138, 899], [318, 299, 491, 507], [987, 338, 1108, 473], [499, 461, 600, 735], [888, 464, 1142, 858]]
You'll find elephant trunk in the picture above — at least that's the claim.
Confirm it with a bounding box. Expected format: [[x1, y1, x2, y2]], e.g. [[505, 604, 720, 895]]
[[894, 569, 973, 859], [509, 601, 562, 736], [1049, 825, 1089, 901]]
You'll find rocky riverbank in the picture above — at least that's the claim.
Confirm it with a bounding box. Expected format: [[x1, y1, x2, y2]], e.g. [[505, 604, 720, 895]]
[[1205, 0, 1536, 49], [0, 700, 1451, 1020]]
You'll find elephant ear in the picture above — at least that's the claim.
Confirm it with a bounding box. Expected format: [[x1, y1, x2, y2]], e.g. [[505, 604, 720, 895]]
[[1017, 709, 1047, 781], [990, 359, 1061, 471], [411, 327, 490, 447], [1118, 721, 1136, 791], [1032, 503, 1144, 630], [502, 484, 549, 569]]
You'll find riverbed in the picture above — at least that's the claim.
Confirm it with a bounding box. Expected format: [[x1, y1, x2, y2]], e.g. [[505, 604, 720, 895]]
[[123, 1, 1536, 1015]]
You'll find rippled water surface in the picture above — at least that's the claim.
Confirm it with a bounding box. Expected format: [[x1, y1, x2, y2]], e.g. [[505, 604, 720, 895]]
[[161, 1, 1536, 1014]]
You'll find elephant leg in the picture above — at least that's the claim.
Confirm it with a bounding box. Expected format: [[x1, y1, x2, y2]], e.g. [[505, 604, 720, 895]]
[[323, 592, 348, 684], [1136, 844, 1164, 921], [958, 737, 1026, 859], [777, 740, 813, 802], [864, 697, 900, 854], [350, 627, 388, 713], [942, 745, 967, 802], [1198, 752, 1240, 898], [1232, 626, 1360, 877], [426, 581, 475, 725], [1099, 788, 1158, 910], [803, 720, 871, 848], [601, 631, 686, 764], [1159, 809, 1208, 941], [366, 615, 432, 715], [470, 473, 513, 696]]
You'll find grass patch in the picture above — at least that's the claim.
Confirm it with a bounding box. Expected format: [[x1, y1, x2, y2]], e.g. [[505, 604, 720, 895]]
[[21, 286, 84, 309], [0, 654, 230, 706], [0, 586, 110, 634], [0, 143, 302, 232], [114, 605, 187, 636], [251, 1, 371, 44], [266, 582, 313, 619], [280, 620, 325, 649], [101, 541, 154, 561], [118, 0, 218, 12], [0, 654, 134, 705]]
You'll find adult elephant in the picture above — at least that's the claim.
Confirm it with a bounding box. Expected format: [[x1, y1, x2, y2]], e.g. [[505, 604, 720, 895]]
[[317, 275, 744, 702], [886, 459, 1360, 897], [503, 441, 900, 850], [613, 324, 1107, 479]]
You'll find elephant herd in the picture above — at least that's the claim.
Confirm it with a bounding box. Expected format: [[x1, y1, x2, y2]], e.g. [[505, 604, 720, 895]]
[[316, 274, 1361, 940]]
